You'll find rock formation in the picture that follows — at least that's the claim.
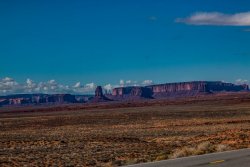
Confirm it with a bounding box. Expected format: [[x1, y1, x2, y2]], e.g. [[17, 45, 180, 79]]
[[50, 94, 77, 103], [0, 94, 78, 106], [0, 99, 9, 107], [112, 86, 153, 98], [91, 86, 111, 102], [112, 81, 249, 99], [95, 86, 104, 98], [0, 81, 249, 107], [9, 98, 31, 105]]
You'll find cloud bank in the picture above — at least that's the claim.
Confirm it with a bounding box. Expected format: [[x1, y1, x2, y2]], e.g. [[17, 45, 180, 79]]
[[235, 79, 249, 85], [176, 12, 250, 26], [0, 77, 154, 95]]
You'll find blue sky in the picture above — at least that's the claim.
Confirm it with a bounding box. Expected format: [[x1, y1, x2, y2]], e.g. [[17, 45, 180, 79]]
[[0, 0, 250, 94]]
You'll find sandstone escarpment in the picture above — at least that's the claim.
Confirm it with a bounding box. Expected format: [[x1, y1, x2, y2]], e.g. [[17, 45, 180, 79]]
[[31, 94, 77, 103], [0, 94, 78, 106], [112, 87, 153, 98], [147, 81, 207, 93], [204, 82, 249, 92], [9, 98, 31, 105], [49, 94, 77, 103], [112, 81, 249, 99]]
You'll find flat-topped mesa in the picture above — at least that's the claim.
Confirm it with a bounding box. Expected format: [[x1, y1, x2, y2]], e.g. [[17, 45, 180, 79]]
[[146, 81, 207, 93], [0, 94, 78, 106], [147, 81, 249, 93], [204, 82, 249, 92], [49, 94, 77, 103], [30, 94, 77, 103], [112, 81, 249, 99], [9, 98, 31, 105]]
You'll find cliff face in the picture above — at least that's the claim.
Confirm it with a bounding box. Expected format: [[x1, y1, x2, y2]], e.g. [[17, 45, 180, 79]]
[[31, 94, 77, 103], [112, 81, 249, 99], [0, 94, 78, 106], [49, 94, 77, 103], [146, 81, 207, 93], [95, 86, 104, 98], [204, 82, 249, 92], [112, 87, 153, 98], [0, 99, 9, 107], [9, 98, 31, 105]]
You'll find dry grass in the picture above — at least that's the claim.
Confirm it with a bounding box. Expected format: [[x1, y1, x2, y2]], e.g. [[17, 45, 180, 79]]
[[0, 96, 250, 166], [169, 141, 232, 159]]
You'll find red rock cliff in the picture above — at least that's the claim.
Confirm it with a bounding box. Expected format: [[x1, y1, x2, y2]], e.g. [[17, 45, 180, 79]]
[[112, 81, 249, 98]]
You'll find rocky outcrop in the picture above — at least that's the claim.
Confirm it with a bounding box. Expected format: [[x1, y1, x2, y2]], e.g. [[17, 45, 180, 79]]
[[75, 95, 93, 103], [91, 86, 111, 102], [112, 81, 249, 99], [9, 98, 31, 105], [49, 94, 77, 103], [112, 87, 153, 98], [30, 94, 77, 104], [204, 82, 249, 92], [0, 94, 78, 106], [95, 86, 104, 98]]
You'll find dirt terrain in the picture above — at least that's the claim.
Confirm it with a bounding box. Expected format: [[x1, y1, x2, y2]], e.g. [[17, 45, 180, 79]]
[[0, 93, 250, 166]]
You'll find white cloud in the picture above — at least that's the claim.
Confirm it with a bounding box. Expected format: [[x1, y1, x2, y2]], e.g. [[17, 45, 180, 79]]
[[119, 79, 139, 87], [0, 77, 20, 94], [119, 80, 125, 86], [104, 84, 112, 91], [142, 80, 153, 86], [25, 79, 37, 93], [176, 12, 250, 26], [85, 82, 95, 89], [0, 77, 98, 95], [0, 77, 155, 95], [48, 79, 56, 84], [235, 79, 248, 85], [26, 79, 33, 86], [72, 82, 96, 94], [126, 80, 132, 84], [73, 82, 81, 88], [103, 84, 114, 94], [3, 77, 13, 82]]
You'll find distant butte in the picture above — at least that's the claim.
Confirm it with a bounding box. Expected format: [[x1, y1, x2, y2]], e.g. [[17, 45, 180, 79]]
[[91, 86, 112, 102]]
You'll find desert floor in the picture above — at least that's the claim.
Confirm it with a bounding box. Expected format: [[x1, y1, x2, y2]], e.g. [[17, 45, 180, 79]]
[[0, 95, 250, 166]]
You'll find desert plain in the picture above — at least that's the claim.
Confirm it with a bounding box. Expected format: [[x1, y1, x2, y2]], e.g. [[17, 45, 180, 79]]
[[0, 93, 250, 166]]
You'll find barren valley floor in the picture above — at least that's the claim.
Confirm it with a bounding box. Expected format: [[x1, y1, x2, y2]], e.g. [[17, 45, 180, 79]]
[[0, 96, 250, 166]]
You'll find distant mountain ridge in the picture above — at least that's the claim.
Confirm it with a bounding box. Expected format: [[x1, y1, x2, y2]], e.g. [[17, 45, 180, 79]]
[[0, 81, 249, 107]]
